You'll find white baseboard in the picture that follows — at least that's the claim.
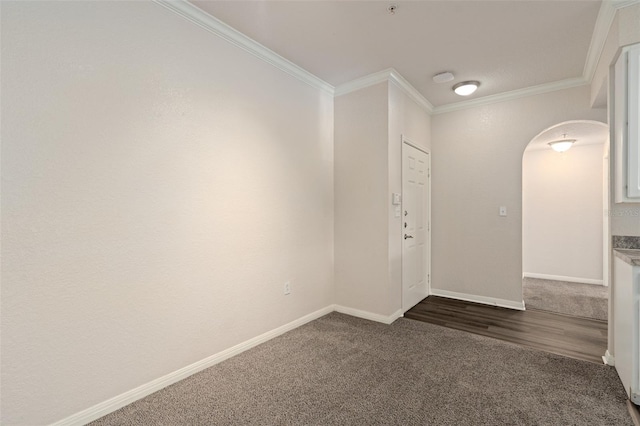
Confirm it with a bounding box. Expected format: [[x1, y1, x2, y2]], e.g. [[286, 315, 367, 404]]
[[333, 305, 403, 325], [523, 272, 604, 286], [50, 303, 410, 425], [603, 349, 615, 366], [626, 400, 640, 426], [51, 305, 334, 426], [430, 288, 525, 311]]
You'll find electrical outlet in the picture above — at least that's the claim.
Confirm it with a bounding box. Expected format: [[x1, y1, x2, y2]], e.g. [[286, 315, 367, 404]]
[[284, 281, 291, 295]]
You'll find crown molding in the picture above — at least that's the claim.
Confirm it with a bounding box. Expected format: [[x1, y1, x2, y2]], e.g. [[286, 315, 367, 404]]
[[610, 0, 640, 9], [583, 0, 635, 83], [155, 0, 636, 116], [582, 1, 616, 83], [432, 77, 588, 115], [388, 69, 435, 113], [334, 68, 394, 97], [334, 68, 434, 114], [153, 0, 334, 95], [433, 0, 638, 115]]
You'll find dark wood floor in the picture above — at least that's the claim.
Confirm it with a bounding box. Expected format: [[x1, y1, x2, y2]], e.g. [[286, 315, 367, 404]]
[[405, 296, 608, 364]]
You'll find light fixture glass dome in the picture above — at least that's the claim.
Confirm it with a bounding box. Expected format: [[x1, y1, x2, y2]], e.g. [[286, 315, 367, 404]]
[[453, 81, 480, 96], [548, 139, 576, 152]]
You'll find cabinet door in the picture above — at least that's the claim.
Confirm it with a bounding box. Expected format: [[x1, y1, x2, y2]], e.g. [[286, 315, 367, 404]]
[[614, 43, 640, 202], [614, 47, 627, 203], [628, 44, 640, 198]]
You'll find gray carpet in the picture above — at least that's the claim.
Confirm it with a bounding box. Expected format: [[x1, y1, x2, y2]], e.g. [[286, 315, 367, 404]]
[[523, 277, 608, 321], [92, 312, 631, 425]]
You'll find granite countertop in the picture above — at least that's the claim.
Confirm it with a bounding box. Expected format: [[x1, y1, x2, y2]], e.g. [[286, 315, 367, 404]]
[[614, 249, 640, 266]]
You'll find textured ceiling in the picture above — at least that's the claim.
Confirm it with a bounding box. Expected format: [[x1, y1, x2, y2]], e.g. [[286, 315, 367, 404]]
[[192, 0, 601, 107], [525, 120, 608, 151]]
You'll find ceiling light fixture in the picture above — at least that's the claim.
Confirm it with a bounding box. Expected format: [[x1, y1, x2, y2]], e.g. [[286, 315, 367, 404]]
[[548, 134, 576, 153], [452, 81, 480, 96], [433, 72, 455, 83]]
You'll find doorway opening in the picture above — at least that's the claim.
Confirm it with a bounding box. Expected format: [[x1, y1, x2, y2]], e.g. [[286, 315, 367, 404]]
[[522, 120, 609, 321]]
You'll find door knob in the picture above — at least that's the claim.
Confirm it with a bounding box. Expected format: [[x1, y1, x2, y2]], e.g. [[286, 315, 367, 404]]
[[404, 234, 414, 240]]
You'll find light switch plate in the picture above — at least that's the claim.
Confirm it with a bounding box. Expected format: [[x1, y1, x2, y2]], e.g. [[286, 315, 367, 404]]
[[499, 206, 507, 216], [392, 193, 402, 205]]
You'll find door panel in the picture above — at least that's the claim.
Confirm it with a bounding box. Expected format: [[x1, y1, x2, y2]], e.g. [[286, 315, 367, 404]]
[[402, 142, 430, 312]]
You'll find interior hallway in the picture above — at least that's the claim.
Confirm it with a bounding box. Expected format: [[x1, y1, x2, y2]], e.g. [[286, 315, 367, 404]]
[[405, 296, 607, 364], [523, 277, 608, 321]]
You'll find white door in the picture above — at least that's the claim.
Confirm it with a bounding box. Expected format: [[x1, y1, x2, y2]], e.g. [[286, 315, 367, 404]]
[[402, 142, 430, 312]]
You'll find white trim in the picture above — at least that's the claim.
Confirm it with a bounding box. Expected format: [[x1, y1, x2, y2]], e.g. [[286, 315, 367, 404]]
[[603, 349, 616, 366], [152, 0, 334, 95], [603, 135, 611, 288], [523, 272, 604, 286], [402, 136, 431, 156], [430, 288, 526, 311], [334, 68, 434, 114], [388, 70, 434, 113], [432, 0, 639, 115], [432, 77, 588, 115], [627, 400, 640, 425], [51, 304, 405, 425], [583, 1, 619, 83], [612, 0, 640, 9], [334, 68, 393, 97], [582, 1, 640, 83], [627, 44, 640, 197], [51, 305, 334, 426], [152, 0, 639, 115], [333, 305, 403, 325], [400, 139, 431, 156]]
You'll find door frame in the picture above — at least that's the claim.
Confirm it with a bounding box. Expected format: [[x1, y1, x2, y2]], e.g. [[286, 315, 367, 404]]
[[401, 135, 432, 312]]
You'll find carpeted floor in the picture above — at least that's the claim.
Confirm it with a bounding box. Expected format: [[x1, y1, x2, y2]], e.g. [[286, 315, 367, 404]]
[[92, 312, 631, 425], [523, 277, 608, 321]]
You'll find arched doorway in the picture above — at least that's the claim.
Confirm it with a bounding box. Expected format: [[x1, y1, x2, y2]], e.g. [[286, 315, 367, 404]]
[[522, 120, 609, 320]]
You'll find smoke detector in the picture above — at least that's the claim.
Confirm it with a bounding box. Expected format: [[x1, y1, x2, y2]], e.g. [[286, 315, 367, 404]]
[[433, 72, 455, 83], [387, 4, 397, 14]]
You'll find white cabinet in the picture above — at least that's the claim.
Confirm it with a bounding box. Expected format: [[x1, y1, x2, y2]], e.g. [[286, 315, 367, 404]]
[[613, 254, 640, 404], [613, 43, 640, 202]]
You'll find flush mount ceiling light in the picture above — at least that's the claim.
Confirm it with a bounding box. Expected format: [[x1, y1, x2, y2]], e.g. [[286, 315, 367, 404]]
[[452, 81, 480, 96], [548, 134, 576, 152], [433, 72, 454, 83]]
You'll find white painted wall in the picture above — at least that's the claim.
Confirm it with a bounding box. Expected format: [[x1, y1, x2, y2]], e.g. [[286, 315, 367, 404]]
[[334, 81, 431, 318], [388, 82, 431, 311], [431, 85, 606, 305], [1, 2, 334, 424], [2, 1, 630, 424], [334, 82, 390, 315], [523, 144, 605, 282]]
